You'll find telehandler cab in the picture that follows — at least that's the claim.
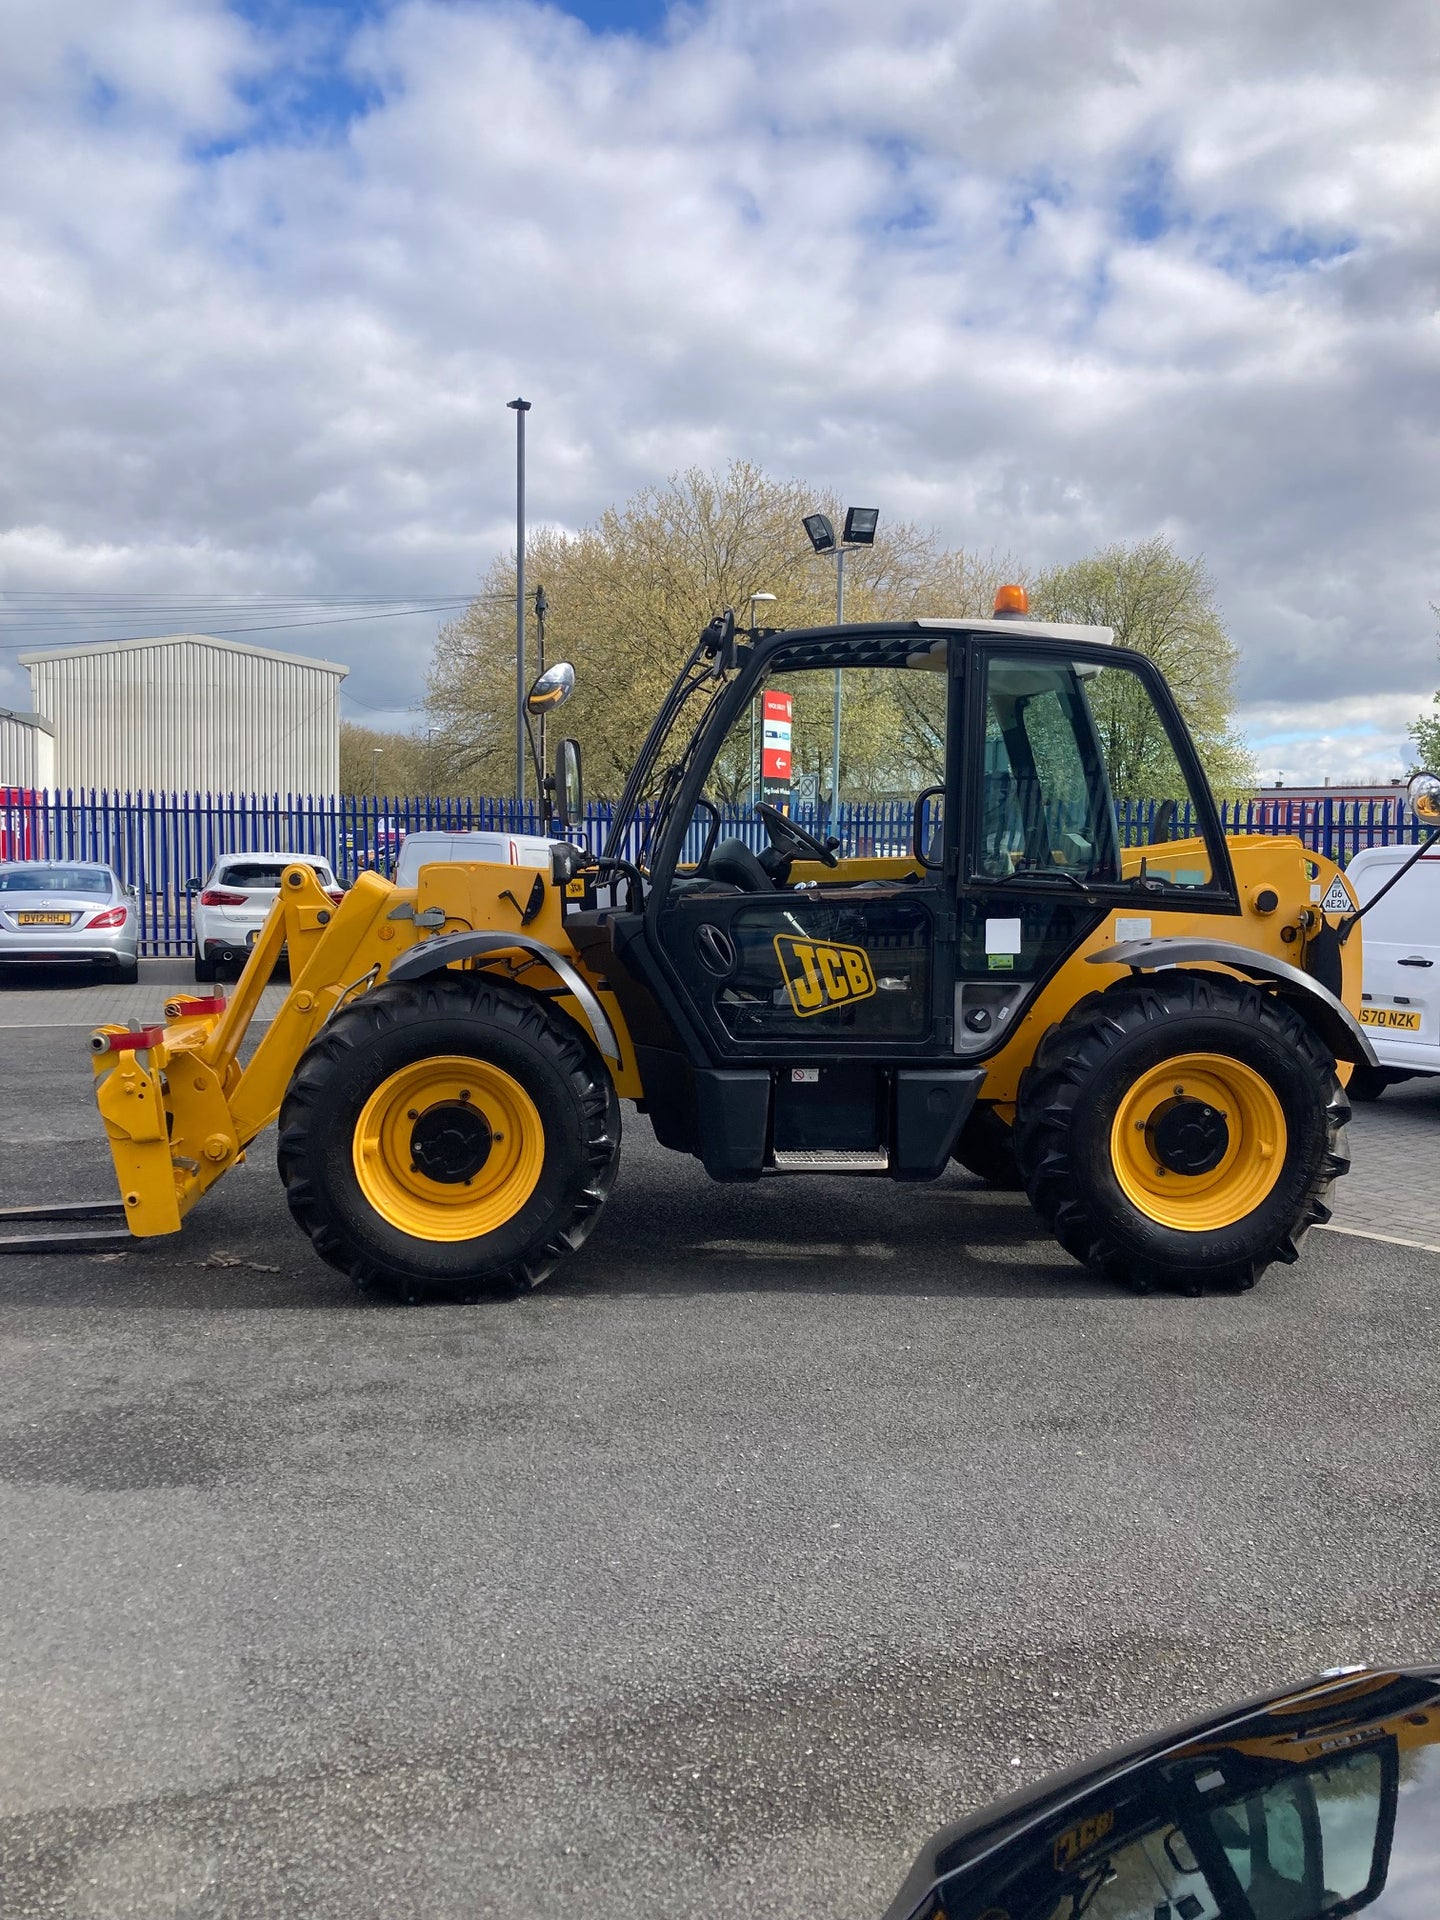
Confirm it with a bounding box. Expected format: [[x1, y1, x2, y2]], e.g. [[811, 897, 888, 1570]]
[[8, 591, 1379, 1297]]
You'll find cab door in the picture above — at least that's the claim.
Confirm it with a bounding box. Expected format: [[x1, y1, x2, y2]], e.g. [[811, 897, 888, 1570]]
[[955, 643, 1233, 1055], [649, 637, 959, 1066]]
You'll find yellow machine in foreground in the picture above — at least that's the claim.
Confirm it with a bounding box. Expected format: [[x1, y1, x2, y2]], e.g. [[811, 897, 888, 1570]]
[[26, 595, 1392, 1300]]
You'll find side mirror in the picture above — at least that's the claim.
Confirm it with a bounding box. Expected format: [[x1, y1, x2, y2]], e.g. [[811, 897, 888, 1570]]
[[554, 738, 583, 832], [527, 661, 575, 714], [185, 877, 200, 895], [1408, 770, 1440, 824]]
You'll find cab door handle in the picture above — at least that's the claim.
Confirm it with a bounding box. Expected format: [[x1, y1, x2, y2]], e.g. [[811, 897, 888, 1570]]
[[1398, 956, 1434, 967]]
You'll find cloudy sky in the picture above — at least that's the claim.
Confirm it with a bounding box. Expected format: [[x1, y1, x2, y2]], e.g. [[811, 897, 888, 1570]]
[[2, 0, 1437, 782]]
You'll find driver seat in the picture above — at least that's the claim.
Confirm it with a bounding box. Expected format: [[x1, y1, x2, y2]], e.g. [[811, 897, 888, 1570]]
[[705, 838, 776, 892]]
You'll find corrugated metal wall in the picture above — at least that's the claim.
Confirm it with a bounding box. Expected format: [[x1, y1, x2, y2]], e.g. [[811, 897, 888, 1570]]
[[0, 712, 55, 788], [22, 636, 346, 797]]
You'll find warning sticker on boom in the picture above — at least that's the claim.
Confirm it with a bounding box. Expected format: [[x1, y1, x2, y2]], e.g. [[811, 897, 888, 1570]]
[[1320, 875, 1354, 914]]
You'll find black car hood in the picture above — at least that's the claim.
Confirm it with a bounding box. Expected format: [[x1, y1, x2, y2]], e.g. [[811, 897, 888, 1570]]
[[885, 1664, 1440, 1919]]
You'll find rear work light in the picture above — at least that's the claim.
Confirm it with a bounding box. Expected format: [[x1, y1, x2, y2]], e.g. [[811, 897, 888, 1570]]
[[199, 889, 247, 907], [88, 906, 128, 928]]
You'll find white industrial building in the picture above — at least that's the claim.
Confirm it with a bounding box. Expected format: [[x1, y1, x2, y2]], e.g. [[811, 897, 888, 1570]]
[[14, 634, 347, 796], [0, 709, 55, 790]]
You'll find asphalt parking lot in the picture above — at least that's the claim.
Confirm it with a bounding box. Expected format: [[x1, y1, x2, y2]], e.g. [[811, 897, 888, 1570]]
[[2, 979, 1439, 1919]]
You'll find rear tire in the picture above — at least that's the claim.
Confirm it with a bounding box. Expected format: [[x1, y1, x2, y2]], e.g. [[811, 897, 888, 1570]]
[[115, 957, 139, 985], [277, 974, 621, 1302], [193, 947, 217, 983], [1013, 974, 1348, 1294], [952, 1105, 1025, 1190]]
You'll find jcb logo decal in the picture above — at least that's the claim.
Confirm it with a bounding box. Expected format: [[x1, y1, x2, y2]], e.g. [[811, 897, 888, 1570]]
[[773, 935, 876, 1017]]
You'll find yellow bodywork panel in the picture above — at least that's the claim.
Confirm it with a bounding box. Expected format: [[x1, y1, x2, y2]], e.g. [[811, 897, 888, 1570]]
[[91, 860, 634, 1239], [977, 835, 1363, 1111]]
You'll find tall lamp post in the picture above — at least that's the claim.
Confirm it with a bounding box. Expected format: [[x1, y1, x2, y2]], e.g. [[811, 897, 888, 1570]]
[[507, 397, 531, 811], [802, 507, 879, 826]]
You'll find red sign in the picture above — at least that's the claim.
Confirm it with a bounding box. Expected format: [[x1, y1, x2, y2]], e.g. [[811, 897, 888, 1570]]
[[761, 689, 793, 784]]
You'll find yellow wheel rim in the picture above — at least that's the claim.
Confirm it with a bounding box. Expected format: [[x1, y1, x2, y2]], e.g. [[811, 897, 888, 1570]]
[[352, 1055, 544, 1242], [1110, 1051, 1287, 1233]]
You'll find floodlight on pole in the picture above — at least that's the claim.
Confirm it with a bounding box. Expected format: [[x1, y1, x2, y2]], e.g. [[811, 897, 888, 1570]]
[[800, 505, 880, 828]]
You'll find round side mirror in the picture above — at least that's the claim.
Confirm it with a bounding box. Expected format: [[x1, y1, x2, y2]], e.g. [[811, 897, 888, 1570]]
[[1407, 771, 1440, 824], [526, 661, 575, 714]]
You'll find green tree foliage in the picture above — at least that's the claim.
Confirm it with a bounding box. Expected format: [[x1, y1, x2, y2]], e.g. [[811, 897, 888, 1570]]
[[427, 462, 1017, 802], [339, 721, 468, 799], [1030, 538, 1256, 799]]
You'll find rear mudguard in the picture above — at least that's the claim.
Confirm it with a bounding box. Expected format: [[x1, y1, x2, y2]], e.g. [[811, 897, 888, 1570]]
[[1087, 937, 1377, 1066]]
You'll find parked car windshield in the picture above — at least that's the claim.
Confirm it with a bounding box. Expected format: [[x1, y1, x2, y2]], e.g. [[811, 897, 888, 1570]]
[[218, 860, 334, 889], [0, 866, 111, 894]]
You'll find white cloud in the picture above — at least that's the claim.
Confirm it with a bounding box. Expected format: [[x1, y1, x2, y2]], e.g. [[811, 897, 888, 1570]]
[[0, 0, 1437, 764]]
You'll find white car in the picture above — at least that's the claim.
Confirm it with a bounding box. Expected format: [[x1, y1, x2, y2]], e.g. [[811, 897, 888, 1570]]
[[1346, 841, 1440, 1097], [190, 852, 342, 981]]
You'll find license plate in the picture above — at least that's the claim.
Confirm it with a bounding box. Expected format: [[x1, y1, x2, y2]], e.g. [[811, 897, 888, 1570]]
[[246, 927, 260, 946], [15, 912, 72, 926], [1359, 1006, 1422, 1031]]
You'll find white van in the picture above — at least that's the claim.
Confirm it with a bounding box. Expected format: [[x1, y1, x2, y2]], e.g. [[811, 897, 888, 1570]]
[[392, 830, 553, 890], [1346, 841, 1440, 1097]]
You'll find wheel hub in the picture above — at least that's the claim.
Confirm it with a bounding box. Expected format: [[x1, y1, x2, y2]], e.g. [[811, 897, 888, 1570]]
[[1146, 1096, 1230, 1176], [408, 1100, 494, 1185]]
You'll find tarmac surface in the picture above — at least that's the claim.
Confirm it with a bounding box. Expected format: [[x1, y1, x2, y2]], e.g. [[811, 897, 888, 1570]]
[[1, 974, 1438, 1918]]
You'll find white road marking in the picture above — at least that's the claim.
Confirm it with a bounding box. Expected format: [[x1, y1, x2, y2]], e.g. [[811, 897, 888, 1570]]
[[1315, 1222, 1440, 1255]]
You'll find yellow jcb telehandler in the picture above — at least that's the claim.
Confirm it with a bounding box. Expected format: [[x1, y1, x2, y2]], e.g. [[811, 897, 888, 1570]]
[[4, 590, 1413, 1298]]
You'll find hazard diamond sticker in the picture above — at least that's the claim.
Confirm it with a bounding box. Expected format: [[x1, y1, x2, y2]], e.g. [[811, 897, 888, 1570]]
[[1320, 875, 1353, 914]]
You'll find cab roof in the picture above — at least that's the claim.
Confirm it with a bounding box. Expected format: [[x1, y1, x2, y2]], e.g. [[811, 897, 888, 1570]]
[[915, 616, 1114, 644]]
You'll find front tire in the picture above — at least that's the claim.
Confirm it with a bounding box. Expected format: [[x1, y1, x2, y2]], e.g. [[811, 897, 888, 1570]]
[[278, 974, 621, 1301], [1014, 974, 1349, 1294]]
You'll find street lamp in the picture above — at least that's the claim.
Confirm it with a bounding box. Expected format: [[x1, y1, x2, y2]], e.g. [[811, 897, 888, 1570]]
[[370, 746, 382, 797], [803, 505, 879, 824]]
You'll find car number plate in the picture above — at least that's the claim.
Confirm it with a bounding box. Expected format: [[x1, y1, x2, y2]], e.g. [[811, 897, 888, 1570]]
[[15, 912, 73, 926], [1359, 1006, 1422, 1031], [246, 927, 261, 946]]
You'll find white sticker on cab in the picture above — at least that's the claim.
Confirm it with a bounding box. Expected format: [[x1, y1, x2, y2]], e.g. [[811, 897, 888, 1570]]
[[984, 917, 1022, 955], [1115, 917, 1152, 942]]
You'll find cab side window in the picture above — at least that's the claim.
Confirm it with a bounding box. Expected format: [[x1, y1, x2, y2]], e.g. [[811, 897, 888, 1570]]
[[976, 654, 1214, 889]]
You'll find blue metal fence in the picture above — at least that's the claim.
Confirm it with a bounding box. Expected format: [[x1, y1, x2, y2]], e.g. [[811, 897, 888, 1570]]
[[0, 787, 1422, 957]]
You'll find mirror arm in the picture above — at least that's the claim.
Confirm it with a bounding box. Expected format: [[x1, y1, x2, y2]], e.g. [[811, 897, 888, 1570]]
[[524, 713, 550, 831], [1338, 825, 1440, 944]]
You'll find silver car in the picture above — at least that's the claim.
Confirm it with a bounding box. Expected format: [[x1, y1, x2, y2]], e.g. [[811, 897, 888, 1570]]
[[0, 861, 141, 981]]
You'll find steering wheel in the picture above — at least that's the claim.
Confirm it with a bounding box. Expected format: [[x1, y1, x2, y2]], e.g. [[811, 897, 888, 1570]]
[[754, 802, 840, 868]]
